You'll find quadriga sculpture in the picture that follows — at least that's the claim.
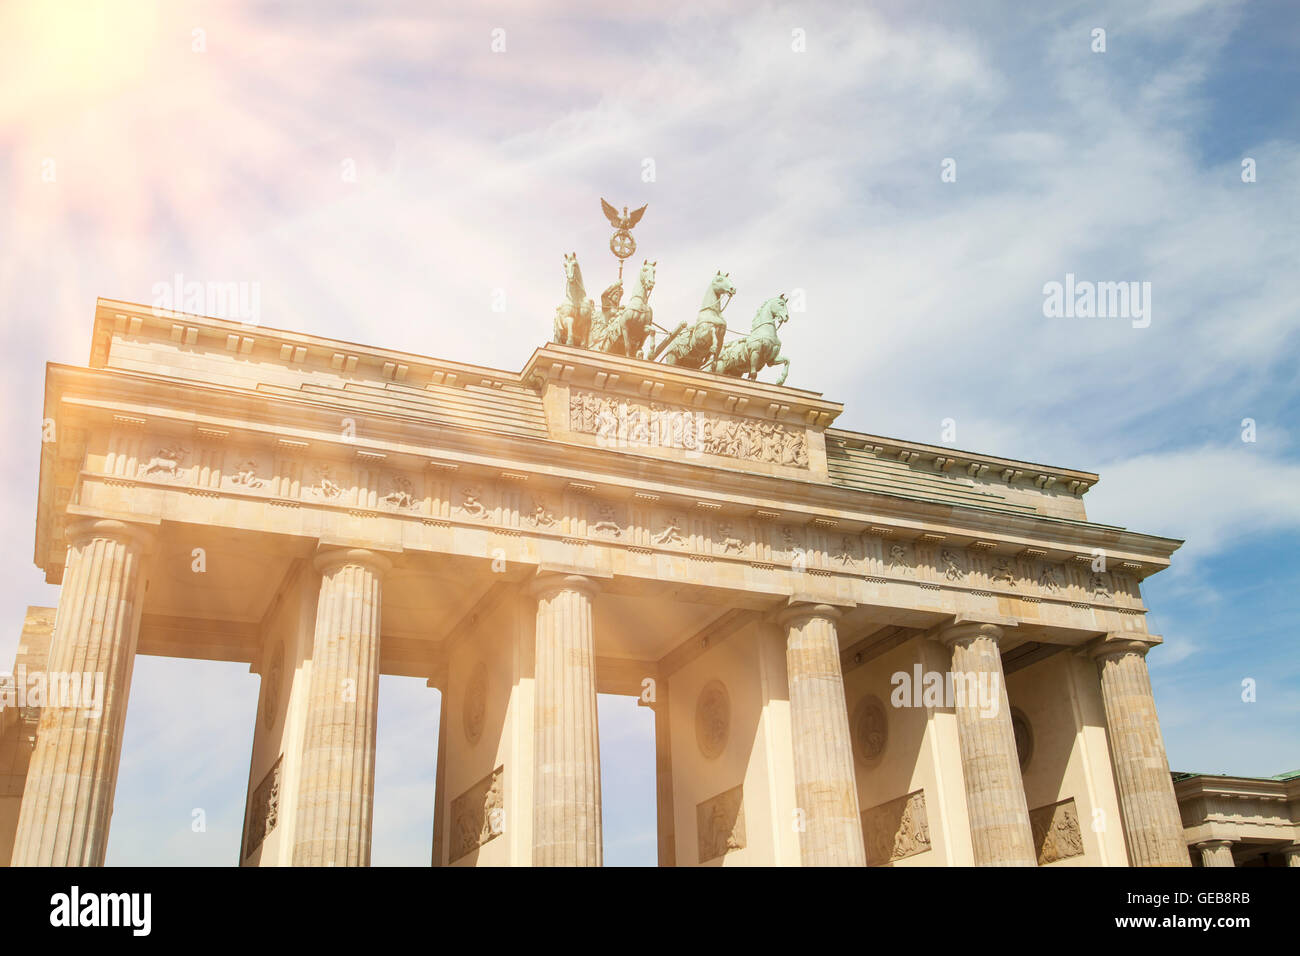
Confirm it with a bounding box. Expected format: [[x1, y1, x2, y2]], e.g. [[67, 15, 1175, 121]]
[[588, 259, 656, 359], [552, 252, 595, 348], [712, 294, 792, 386], [656, 271, 736, 372]]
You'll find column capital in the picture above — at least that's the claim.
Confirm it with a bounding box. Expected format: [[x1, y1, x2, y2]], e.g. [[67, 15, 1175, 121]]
[[1194, 839, 1234, 850], [1281, 844, 1300, 864], [65, 516, 158, 553], [312, 545, 393, 577], [937, 617, 1009, 648], [1087, 632, 1162, 662], [776, 600, 843, 629], [528, 570, 601, 601]]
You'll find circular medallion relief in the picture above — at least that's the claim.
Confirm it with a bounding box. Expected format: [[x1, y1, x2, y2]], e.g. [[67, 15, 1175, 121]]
[[695, 680, 730, 759], [1011, 708, 1033, 772], [261, 641, 284, 731], [851, 695, 888, 766], [463, 662, 488, 746]]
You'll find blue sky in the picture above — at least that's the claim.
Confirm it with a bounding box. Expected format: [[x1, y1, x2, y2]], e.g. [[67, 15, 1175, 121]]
[[2, 0, 1297, 865]]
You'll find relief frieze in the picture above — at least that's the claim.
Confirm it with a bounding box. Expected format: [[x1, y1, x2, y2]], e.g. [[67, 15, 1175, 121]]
[[450, 766, 505, 862], [381, 474, 416, 510], [142, 445, 188, 481], [88, 431, 1136, 612], [568, 389, 809, 468], [697, 784, 746, 863], [232, 458, 265, 489], [244, 755, 283, 859], [1029, 797, 1085, 865], [861, 789, 931, 866]]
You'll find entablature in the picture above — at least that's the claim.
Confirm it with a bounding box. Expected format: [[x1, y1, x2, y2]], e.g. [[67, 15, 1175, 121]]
[[38, 360, 1178, 643]]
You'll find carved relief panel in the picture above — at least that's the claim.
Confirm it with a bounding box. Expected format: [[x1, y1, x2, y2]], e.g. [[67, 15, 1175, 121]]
[[697, 785, 746, 864], [851, 695, 888, 767], [861, 789, 931, 866], [308, 461, 345, 502], [232, 455, 267, 491], [450, 766, 505, 863], [244, 755, 283, 859], [695, 680, 730, 759], [1029, 797, 1085, 865], [141, 443, 190, 482], [568, 389, 810, 469]]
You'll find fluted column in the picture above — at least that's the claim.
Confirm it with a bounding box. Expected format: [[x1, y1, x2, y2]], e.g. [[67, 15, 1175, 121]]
[[1090, 636, 1190, 867], [940, 620, 1037, 866], [291, 546, 391, 866], [780, 603, 865, 867], [1282, 845, 1300, 867], [12, 518, 154, 866], [1196, 839, 1235, 867], [530, 573, 602, 866]]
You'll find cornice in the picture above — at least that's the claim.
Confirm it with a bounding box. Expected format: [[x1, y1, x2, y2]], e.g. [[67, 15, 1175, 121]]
[[522, 342, 843, 431], [1173, 774, 1298, 804], [92, 298, 524, 389], [826, 429, 1099, 497]]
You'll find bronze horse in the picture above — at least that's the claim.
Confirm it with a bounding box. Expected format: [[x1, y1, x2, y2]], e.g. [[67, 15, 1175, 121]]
[[552, 252, 595, 348]]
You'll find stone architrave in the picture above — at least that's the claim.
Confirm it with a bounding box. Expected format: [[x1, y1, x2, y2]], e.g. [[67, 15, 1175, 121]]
[[291, 546, 391, 867], [1090, 635, 1190, 867], [938, 619, 1037, 867], [11, 519, 155, 867]]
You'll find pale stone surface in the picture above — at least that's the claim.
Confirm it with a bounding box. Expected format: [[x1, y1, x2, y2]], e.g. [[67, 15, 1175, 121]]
[[291, 547, 390, 866], [1091, 637, 1190, 867], [530, 573, 602, 866], [781, 603, 865, 867], [11, 519, 153, 866], [940, 620, 1037, 867]]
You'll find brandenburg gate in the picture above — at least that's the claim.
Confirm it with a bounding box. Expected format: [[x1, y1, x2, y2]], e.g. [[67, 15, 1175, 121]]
[[3, 274, 1191, 866]]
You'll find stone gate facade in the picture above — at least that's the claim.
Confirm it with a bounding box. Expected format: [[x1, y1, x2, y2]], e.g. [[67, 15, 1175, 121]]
[[1, 297, 1195, 866]]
